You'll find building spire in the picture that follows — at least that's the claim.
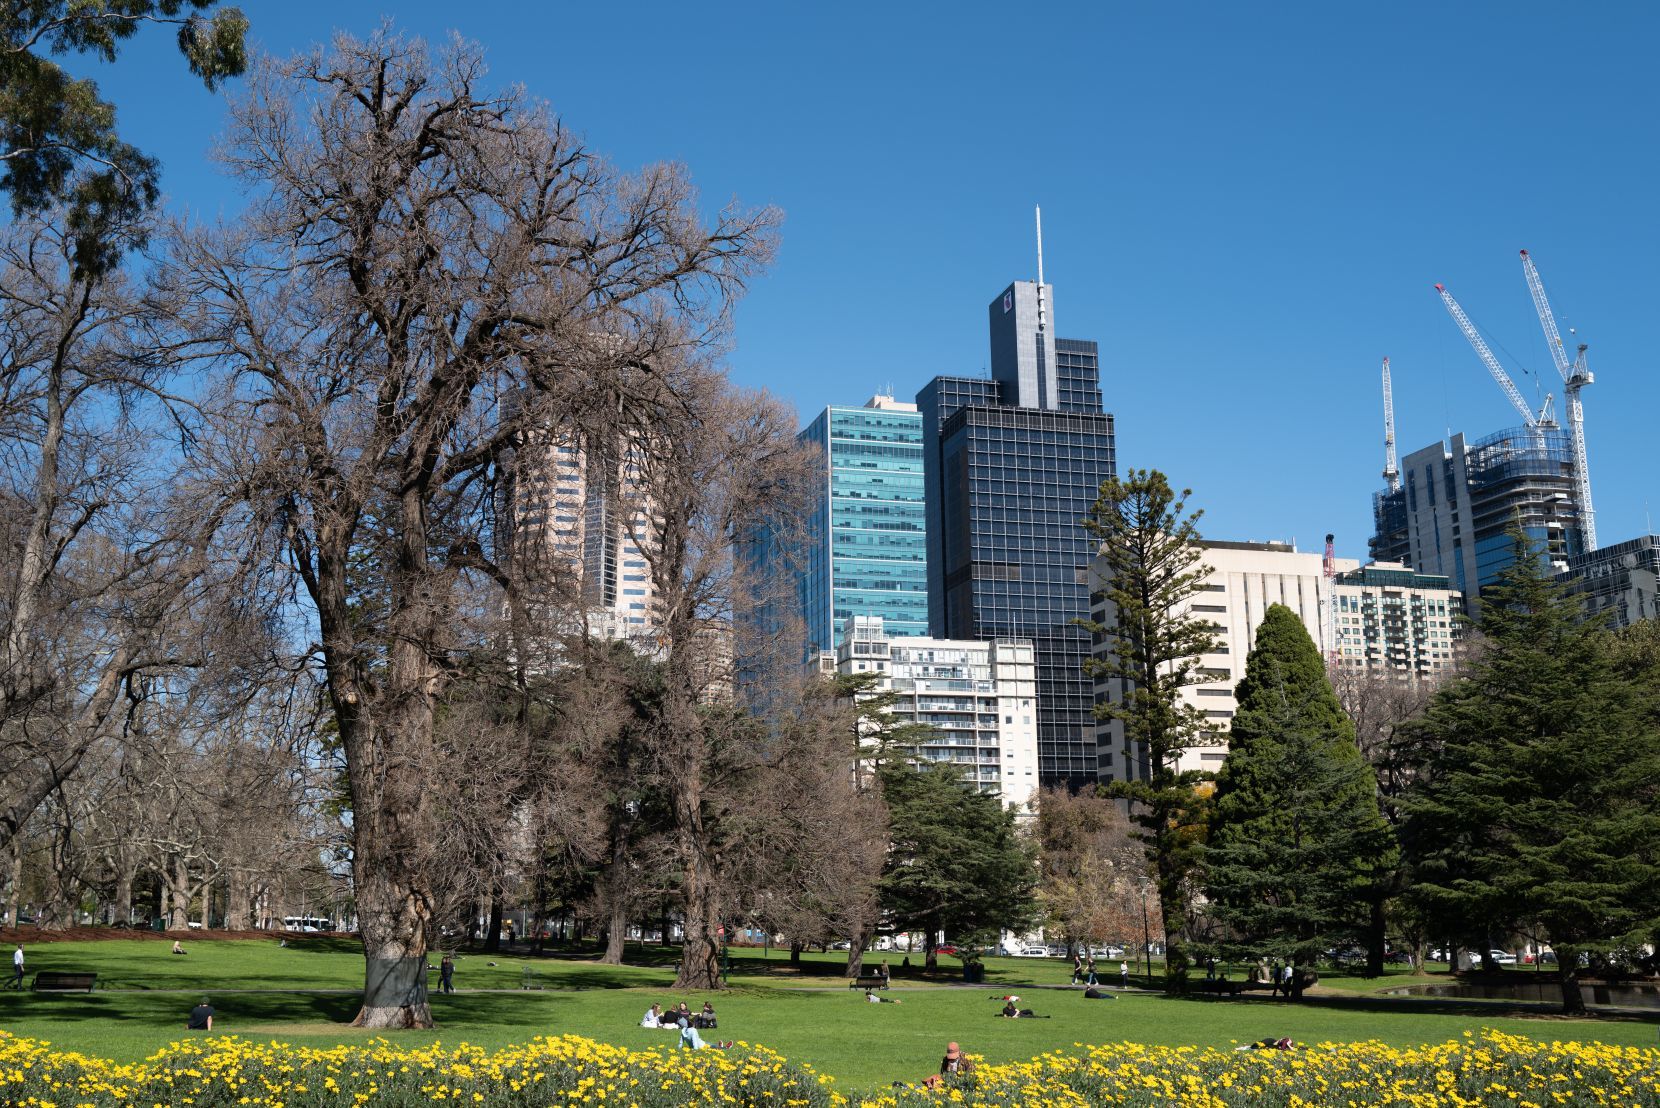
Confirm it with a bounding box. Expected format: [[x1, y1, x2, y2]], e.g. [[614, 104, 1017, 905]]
[[1034, 206, 1047, 332]]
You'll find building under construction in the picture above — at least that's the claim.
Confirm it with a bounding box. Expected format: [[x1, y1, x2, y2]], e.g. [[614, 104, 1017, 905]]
[[1370, 426, 1586, 602], [1370, 251, 1597, 609]]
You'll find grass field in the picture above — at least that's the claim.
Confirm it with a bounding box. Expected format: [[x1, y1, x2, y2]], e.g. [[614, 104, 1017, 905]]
[[0, 936, 1653, 1093]]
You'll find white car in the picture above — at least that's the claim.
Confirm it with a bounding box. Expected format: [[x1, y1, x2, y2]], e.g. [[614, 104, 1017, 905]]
[[1486, 949, 1518, 965], [1090, 946, 1125, 959], [1018, 946, 1049, 957]]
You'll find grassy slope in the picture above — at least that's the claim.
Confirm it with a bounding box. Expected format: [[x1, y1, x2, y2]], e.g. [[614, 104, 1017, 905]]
[[0, 939, 1651, 1094]]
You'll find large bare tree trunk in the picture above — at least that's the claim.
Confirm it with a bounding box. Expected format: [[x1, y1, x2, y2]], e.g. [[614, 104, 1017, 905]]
[[602, 890, 628, 965], [672, 768, 724, 990], [165, 857, 193, 931]]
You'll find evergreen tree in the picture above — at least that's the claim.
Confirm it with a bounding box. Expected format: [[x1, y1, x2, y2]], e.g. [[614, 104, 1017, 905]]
[[1082, 469, 1217, 994], [0, 2, 249, 272], [877, 760, 1039, 969], [1203, 605, 1394, 997], [1397, 525, 1660, 1012]]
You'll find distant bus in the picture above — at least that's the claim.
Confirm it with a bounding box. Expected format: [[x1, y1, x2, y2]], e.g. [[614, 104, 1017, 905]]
[[282, 916, 331, 932]]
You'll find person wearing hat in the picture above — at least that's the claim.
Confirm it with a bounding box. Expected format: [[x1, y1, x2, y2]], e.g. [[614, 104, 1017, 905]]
[[940, 1041, 968, 1075]]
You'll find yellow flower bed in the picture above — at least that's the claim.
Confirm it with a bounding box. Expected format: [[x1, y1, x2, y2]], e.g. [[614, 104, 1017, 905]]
[[0, 1029, 1655, 1106], [877, 1031, 1660, 1107]]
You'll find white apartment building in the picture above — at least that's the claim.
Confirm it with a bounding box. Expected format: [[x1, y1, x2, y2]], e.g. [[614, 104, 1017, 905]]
[[501, 423, 661, 643], [1093, 540, 1358, 782], [1332, 562, 1462, 678], [835, 616, 1039, 811]]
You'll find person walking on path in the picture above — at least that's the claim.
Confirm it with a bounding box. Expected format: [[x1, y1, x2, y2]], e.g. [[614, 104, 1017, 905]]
[[1070, 953, 1084, 985], [439, 952, 455, 994], [1085, 954, 1098, 987], [8, 945, 22, 989]]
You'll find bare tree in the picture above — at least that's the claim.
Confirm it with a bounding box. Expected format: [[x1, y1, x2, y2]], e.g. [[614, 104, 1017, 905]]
[[628, 383, 814, 989], [0, 212, 233, 863], [1035, 786, 1144, 952], [157, 31, 775, 1026]]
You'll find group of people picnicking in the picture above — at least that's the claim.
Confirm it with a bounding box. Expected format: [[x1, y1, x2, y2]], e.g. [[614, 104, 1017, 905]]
[[639, 1000, 731, 1049]]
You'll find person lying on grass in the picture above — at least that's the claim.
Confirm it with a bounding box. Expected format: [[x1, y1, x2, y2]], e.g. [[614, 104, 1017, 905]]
[[998, 1000, 1047, 1018], [866, 990, 902, 1003], [675, 1017, 731, 1050]]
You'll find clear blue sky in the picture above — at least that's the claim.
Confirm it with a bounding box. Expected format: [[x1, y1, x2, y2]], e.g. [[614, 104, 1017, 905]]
[[84, 1, 1660, 559]]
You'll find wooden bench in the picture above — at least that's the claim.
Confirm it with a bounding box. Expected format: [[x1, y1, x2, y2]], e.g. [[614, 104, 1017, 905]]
[[1196, 978, 1241, 996], [33, 971, 96, 992], [849, 973, 889, 991]]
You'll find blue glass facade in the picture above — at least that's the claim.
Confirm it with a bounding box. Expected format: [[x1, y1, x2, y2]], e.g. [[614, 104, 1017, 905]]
[[919, 317, 1116, 783], [795, 403, 929, 656]]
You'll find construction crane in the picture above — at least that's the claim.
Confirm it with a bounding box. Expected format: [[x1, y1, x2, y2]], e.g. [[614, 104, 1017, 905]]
[[1381, 357, 1400, 492], [1434, 283, 1550, 446], [1520, 249, 1597, 551], [1323, 533, 1340, 672]]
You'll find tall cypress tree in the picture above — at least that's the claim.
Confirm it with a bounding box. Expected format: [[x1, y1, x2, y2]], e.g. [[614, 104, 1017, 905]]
[[1203, 605, 1393, 996], [1397, 525, 1660, 1013]]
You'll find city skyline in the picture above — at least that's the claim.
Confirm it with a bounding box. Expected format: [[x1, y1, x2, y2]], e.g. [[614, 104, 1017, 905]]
[[62, 1, 1660, 561]]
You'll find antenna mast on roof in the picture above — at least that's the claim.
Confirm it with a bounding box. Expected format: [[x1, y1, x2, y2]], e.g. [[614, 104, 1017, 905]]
[[1034, 206, 1048, 333]]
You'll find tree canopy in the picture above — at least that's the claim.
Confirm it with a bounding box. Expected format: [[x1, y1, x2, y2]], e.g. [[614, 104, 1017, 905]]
[[1396, 527, 1660, 1012], [0, 1, 248, 271], [1203, 604, 1394, 994]]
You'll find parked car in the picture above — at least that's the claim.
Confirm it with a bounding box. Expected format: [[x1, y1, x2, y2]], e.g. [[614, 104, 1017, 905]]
[[1486, 949, 1518, 965], [1018, 946, 1049, 957], [935, 945, 960, 956]]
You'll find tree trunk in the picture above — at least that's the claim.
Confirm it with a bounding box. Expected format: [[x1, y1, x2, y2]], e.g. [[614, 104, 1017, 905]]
[[1155, 847, 1190, 995], [224, 870, 250, 931], [4, 841, 21, 928], [484, 889, 502, 953], [1556, 947, 1585, 1015], [1364, 893, 1387, 978], [844, 911, 873, 978], [111, 865, 134, 928], [788, 941, 802, 967], [674, 833, 724, 989], [601, 889, 628, 965], [165, 857, 192, 931], [924, 928, 938, 974]]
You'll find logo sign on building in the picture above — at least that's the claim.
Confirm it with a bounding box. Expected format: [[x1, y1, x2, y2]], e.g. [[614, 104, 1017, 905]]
[[1003, 290, 1013, 313]]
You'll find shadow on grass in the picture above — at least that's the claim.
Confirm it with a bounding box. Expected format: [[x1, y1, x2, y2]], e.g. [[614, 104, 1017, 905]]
[[1151, 987, 1660, 1026]]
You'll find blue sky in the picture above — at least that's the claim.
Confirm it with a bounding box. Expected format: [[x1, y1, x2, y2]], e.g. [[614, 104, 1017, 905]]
[[83, 1, 1659, 559]]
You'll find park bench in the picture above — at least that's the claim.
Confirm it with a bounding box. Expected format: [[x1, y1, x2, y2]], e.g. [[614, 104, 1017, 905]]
[[1196, 978, 1241, 996], [32, 971, 96, 992], [849, 972, 889, 991]]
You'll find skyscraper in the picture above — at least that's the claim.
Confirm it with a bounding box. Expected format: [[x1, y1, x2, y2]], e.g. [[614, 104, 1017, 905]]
[[918, 271, 1116, 784], [1370, 425, 1585, 605], [792, 396, 929, 656]]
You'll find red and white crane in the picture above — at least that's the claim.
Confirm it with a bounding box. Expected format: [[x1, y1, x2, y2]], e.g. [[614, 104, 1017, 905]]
[[1434, 283, 1551, 448], [1520, 249, 1597, 551], [1381, 357, 1400, 492]]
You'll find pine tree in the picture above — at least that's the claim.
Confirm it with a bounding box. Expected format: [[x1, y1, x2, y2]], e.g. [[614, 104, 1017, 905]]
[[1397, 525, 1660, 1012], [1203, 605, 1394, 997], [1082, 469, 1218, 994], [877, 760, 1039, 967]]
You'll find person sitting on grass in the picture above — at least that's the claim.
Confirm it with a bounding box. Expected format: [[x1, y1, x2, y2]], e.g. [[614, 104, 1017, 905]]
[[640, 1003, 665, 1028], [865, 989, 902, 1003], [694, 1001, 717, 1028], [923, 1042, 973, 1088], [186, 998, 214, 1031], [676, 1017, 731, 1050], [172, 940, 186, 955]]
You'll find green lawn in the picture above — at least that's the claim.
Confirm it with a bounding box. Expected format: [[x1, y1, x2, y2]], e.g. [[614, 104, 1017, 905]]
[[0, 937, 1652, 1094]]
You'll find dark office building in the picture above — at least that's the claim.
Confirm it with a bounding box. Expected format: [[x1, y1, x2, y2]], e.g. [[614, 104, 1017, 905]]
[[918, 279, 1116, 783], [1558, 533, 1660, 629]]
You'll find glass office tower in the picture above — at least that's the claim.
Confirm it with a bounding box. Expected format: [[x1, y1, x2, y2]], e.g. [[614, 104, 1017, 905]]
[[918, 280, 1116, 783], [792, 397, 929, 657]]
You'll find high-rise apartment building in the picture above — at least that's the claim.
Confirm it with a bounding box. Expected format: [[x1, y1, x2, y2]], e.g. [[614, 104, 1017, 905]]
[[789, 397, 929, 657], [1371, 426, 1586, 606], [499, 424, 660, 641], [918, 277, 1116, 783], [1332, 562, 1462, 678], [834, 616, 1039, 810], [1091, 540, 1354, 781], [1558, 534, 1660, 629]]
